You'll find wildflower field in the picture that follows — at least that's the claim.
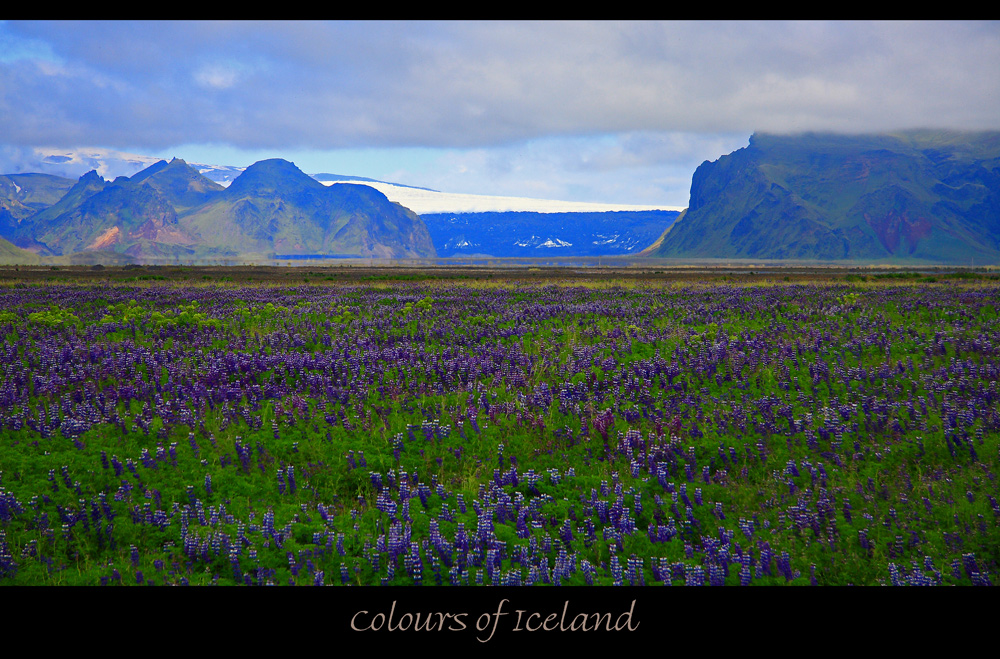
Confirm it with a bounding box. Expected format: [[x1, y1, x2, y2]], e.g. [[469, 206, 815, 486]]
[[0, 268, 998, 587]]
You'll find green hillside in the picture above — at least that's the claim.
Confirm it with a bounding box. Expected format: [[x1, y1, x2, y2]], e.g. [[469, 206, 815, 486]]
[[0, 236, 41, 264]]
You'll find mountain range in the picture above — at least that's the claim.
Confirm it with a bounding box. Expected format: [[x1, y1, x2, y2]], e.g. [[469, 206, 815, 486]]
[[644, 130, 1000, 264], [3, 130, 1000, 266], [0, 158, 437, 263]]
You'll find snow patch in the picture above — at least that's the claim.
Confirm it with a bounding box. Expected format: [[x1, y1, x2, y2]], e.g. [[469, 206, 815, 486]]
[[592, 234, 620, 245], [444, 237, 479, 250], [512, 236, 573, 248], [537, 238, 572, 248]]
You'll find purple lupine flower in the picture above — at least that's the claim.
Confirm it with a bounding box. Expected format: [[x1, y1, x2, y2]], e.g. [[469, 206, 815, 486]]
[[708, 562, 725, 587], [962, 553, 980, 580], [889, 563, 904, 586], [685, 564, 705, 586], [738, 553, 752, 586], [0, 531, 16, 580]]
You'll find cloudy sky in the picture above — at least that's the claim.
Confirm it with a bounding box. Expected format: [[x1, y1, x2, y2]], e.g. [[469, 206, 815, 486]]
[[1, 20, 998, 207]]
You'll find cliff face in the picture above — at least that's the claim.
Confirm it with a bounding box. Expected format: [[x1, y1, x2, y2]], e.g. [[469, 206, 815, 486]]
[[645, 130, 1000, 264]]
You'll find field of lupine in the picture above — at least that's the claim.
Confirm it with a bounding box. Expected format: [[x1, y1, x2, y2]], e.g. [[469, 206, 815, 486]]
[[0, 271, 998, 586]]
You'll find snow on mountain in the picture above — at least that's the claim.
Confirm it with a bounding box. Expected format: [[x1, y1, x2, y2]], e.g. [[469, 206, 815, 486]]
[[320, 180, 682, 214], [537, 238, 572, 248], [444, 237, 480, 250], [512, 235, 573, 248], [192, 163, 247, 187]]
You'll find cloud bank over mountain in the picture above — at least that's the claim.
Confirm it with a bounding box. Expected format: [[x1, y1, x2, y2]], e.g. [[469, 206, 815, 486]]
[[1, 21, 997, 208], [4, 21, 998, 149]]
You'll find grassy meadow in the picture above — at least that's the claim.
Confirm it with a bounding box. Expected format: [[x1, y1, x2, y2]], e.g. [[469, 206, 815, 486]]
[[0, 266, 997, 587]]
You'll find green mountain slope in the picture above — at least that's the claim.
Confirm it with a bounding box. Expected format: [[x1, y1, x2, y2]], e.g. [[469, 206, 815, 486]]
[[22, 160, 215, 259], [0, 172, 75, 227], [13, 171, 111, 254], [0, 172, 76, 252], [0, 236, 41, 265], [644, 130, 1000, 264], [179, 158, 437, 259], [32, 178, 195, 258], [10, 159, 229, 260]]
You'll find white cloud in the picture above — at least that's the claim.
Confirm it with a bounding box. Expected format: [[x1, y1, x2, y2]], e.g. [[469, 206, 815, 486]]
[[3, 20, 999, 150], [194, 64, 240, 90]]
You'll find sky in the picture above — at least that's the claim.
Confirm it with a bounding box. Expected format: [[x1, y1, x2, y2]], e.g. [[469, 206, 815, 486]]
[[1, 20, 998, 208]]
